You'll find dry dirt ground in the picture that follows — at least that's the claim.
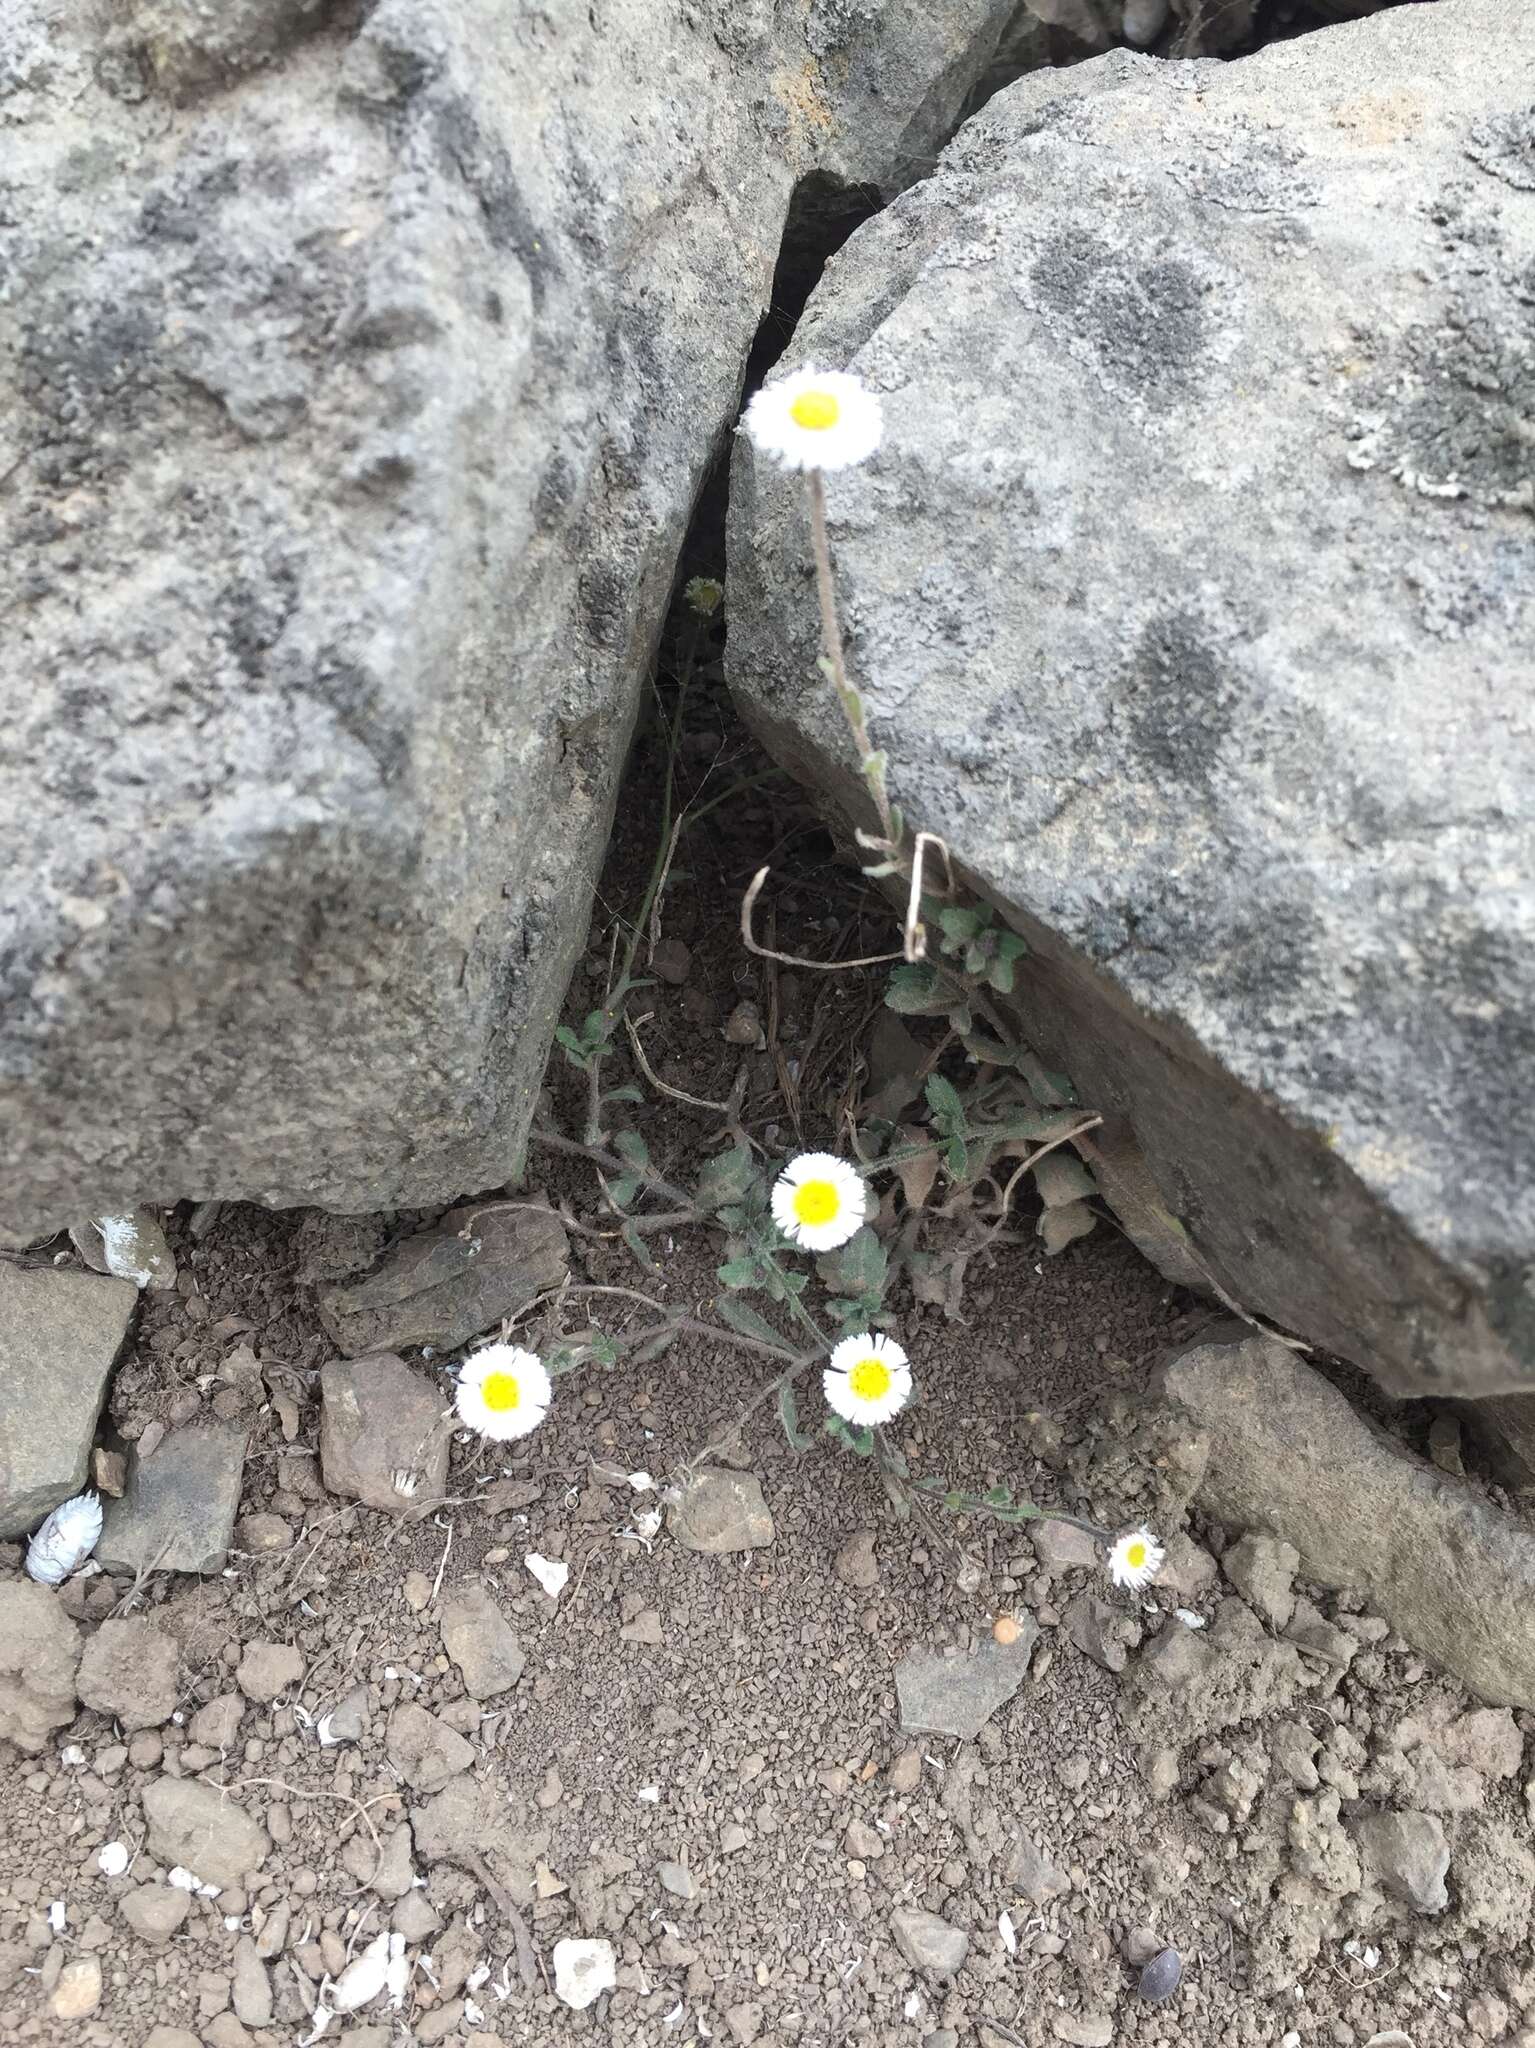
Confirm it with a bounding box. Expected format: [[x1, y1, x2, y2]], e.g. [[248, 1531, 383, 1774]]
[[3, 624, 1534, 2048]]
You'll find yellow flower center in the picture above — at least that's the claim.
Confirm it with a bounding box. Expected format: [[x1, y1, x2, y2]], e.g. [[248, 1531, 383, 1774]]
[[789, 389, 840, 432], [480, 1371, 522, 1413], [1125, 1540, 1147, 1570], [848, 1357, 891, 1403], [792, 1178, 841, 1226]]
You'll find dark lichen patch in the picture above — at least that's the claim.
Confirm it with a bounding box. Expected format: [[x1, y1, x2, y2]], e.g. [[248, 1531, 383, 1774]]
[[1028, 233, 1209, 404], [1119, 608, 1242, 788]]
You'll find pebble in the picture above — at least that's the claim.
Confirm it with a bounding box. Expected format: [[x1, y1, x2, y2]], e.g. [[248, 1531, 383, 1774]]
[[1006, 1830, 1071, 1903], [834, 1528, 880, 1589], [403, 1570, 433, 1612], [896, 1621, 1039, 1740], [844, 1818, 885, 1861], [143, 1776, 270, 1889], [97, 1419, 249, 1575], [50, 1957, 103, 2018], [658, 1861, 697, 1899], [668, 1469, 774, 1552], [237, 1639, 303, 1703], [190, 1694, 245, 1750], [385, 1701, 474, 1794], [393, 1890, 441, 1941], [234, 1513, 293, 1553], [231, 1937, 272, 2026], [441, 1584, 525, 1698], [121, 1886, 192, 1946], [1053, 2018, 1113, 2047], [620, 1606, 665, 1645], [889, 1907, 969, 1977], [1139, 1947, 1183, 2003], [1123, 1925, 1162, 1965], [552, 1937, 616, 2011], [651, 938, 692, 984], [888, 1746, 923, 1794], [76, 1618, 180, 1731], [1031, 1520, 1098, 1573]]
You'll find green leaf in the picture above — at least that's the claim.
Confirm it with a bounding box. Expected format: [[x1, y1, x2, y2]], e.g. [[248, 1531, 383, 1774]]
[[777, 1382, 816, 1452], [925, 1073, 965, 1131], [716, 1295, 793, 1353], [823, 1415, 875, 1457], [820, 1225, 888, 1308], [613, 1129, 652, 1172], [937, 905, 985, 943], [621, 1221, 656, 1270], [554, 1025, 591, 1068], [631, 1327, 678, 1365], [986, 953, 1019, 994], [602, 1083, 645, 1108], [590, 1332, 619, 1369], [716, 1255, 761, 1291], [695, 1143, 757, 1214], [884, 962, 950, 1016], [605, 1173, 641, 1209], [946, 1133, 970, 1179]]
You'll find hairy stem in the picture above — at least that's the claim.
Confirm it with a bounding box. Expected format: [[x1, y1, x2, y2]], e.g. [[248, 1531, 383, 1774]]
[[806, 468, 895, 846]]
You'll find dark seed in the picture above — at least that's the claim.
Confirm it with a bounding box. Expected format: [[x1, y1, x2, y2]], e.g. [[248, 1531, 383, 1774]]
[[1139, 1947, 1182, 2003]]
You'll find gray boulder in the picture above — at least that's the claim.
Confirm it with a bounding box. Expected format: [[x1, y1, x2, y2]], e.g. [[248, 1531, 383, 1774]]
[[0, 0, 1025, 1238], [726, 0, 1535, 1398]]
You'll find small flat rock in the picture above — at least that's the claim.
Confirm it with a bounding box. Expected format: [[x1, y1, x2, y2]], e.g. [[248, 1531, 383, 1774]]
[[392, 1890, 440, 1941], [142, 1777, 270, 1889], [1063, 1592, 1139, 1674], [1053, 2017, 1113, 2047], [0, 1581, 81, 1754], [1352, 1809, 1450, 1913], [410, 1774, 548, 1893], [0, 1262, 136, 1537], [321, 1681, 371, 1744], [668, 1468, 774, 1552], [1031, 1519, 1099, 1573], [370, 1825, 416, 1901], [98, 1420, 249, 1575], [234, 1513, 292, 1553], [844, 1817, 885, 1861], [657, 1861, 697, 1899], [189, 1693, 244, 1750], [386, 1701, 474, 1795], [318, 1204, 568, 1357], [319, 1354, 450, 1514], [121, 1885, 192, 1946], [143, 2032, 202, 2048], [441, 1584, 525, 1699], [726, 2001, 764, 2046], [834, 1528, 880, 1589], [552, 1936, 616, 2011], [1223, 1531, 1300, 1631], [237, 1640, 303, 1704], [890, 1907, 969, 1978], [1006, 1830, 1071, 1904], [77, 1618, 180, 1731], [620, 1606, 664, 1645], [896, 1616, 1039, 1739], [50, 1956, 103, 2018], [231, 1937, 272, 2027]]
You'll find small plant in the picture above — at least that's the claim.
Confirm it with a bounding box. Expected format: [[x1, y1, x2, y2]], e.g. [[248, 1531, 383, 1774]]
[[490, 361, 1162, 1591]]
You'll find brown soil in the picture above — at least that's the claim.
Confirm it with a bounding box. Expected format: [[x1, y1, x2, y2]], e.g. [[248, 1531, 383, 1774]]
[[2, 623, 1531, 2048]]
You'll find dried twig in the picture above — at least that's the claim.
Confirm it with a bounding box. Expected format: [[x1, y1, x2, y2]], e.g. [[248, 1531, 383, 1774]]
[[741, 865, 903, 973], [466, 1850, 538, 1988], [623, 1011, 731, 1113]]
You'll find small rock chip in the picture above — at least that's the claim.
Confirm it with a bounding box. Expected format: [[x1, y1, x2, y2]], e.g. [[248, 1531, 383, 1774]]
[[722, 1000, 763, 1047], [725, 2001, 764, 2045], [231, 1937, 272, 2027], [142, 1777, 269, 1890], [1123, 1926, 1162, 1966], [1063, 1592, 1138, 1674], [144, 2031, 203, 2048], [97, 1421, 249, 1576], [668, 1468, 774, 1552], [1031, 1520, 1099, 1573], [369, 1824, 416, 1901], [76, 1618, 180, 1731], [386, 1701, 474, 1795], [234, 1514, 292, 1553], [1352, 1809, 1450, 1914], [236, 1640, 303, 1704], [888, 1746, 923, 1794], [890, 1907, 969, 1977], [319, 1354, 450, 1515], [1053, 2017, 1113, 2047], [1006, 1830, 1071, 1904], [651, 938, 692, 984], [834, 1528, 880, 1589], [844, 1818, 885, 1861], [120, 1884, 190, 1949], [657, 1861, 697, 1899], [403, 1570, 433, 1612], [552, 1936, 616, 2011], [1222, 1531, 1301, 1631], [189, 1693, 244, 1751], [896, 1619, 1039, 1740], [392, 1890, 441, 1941], [441, 1585, 525, 1699], [1139, 1948, 1182, 2003], [620, 1607, 664, 1646], [319, 1681, 371, 1745], [50, 1957, 103, 2018]]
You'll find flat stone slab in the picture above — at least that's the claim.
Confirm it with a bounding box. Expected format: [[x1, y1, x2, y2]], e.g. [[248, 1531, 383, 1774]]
[[98, 1420, 248, 1575], [317, 1204, 568, 1357], [0, 1263, 137, 1537], [320, 1353, 449, 1514], [895, 1619, 1040, 1739]]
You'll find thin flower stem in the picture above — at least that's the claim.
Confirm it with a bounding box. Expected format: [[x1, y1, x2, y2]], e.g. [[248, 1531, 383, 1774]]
[[528, 1126, 692, 1208]]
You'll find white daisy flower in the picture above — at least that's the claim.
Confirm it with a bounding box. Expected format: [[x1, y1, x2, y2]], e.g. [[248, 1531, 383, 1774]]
[[824, 1332, 912, 1427], [741, 366, 883, 474], [455, 1343, 552, 1442], [771, 1151, 868, 1252], [1107, 1525, 1165, 1591]]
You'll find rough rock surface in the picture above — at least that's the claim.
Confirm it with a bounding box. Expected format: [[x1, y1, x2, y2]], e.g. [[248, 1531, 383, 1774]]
[[385, 1701, 473, 1796], [141, 1777, 270, 1890], [895, 1620, 1039, 1738], [440, 1584, 524, 1700], [97, 1420, 249, 1575], [0, 1264, 137, 1537], [667, 1469, 775, 1554], [0, 1582, 81, 1754], [0, 0, 1029, 1238], [319, 1353, 449, 1514], [317, 1205, 568, 1356], [1164, 1331, 1535, 1708], [727, 0, 1535, 1400]]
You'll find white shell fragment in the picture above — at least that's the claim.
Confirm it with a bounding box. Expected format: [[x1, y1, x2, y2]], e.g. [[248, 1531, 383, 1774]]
[[553, 1937, 616, 2012], [385, 1934, 410, 2010], [96, 1843, 130, 1878], [26, 1492, 103, 1585], [329, 1930, 391, 2013], [168, 1867, 221, 1898], [525, 1553, 569, 1600]]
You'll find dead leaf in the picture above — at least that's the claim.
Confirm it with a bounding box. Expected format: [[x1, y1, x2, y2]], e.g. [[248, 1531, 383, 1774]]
[[271, 1391, 301, 1442], [1038, 1200, 1098, 1255], [894, 1125, 940, 1210], [1030, 1152, 1098, 1209]]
